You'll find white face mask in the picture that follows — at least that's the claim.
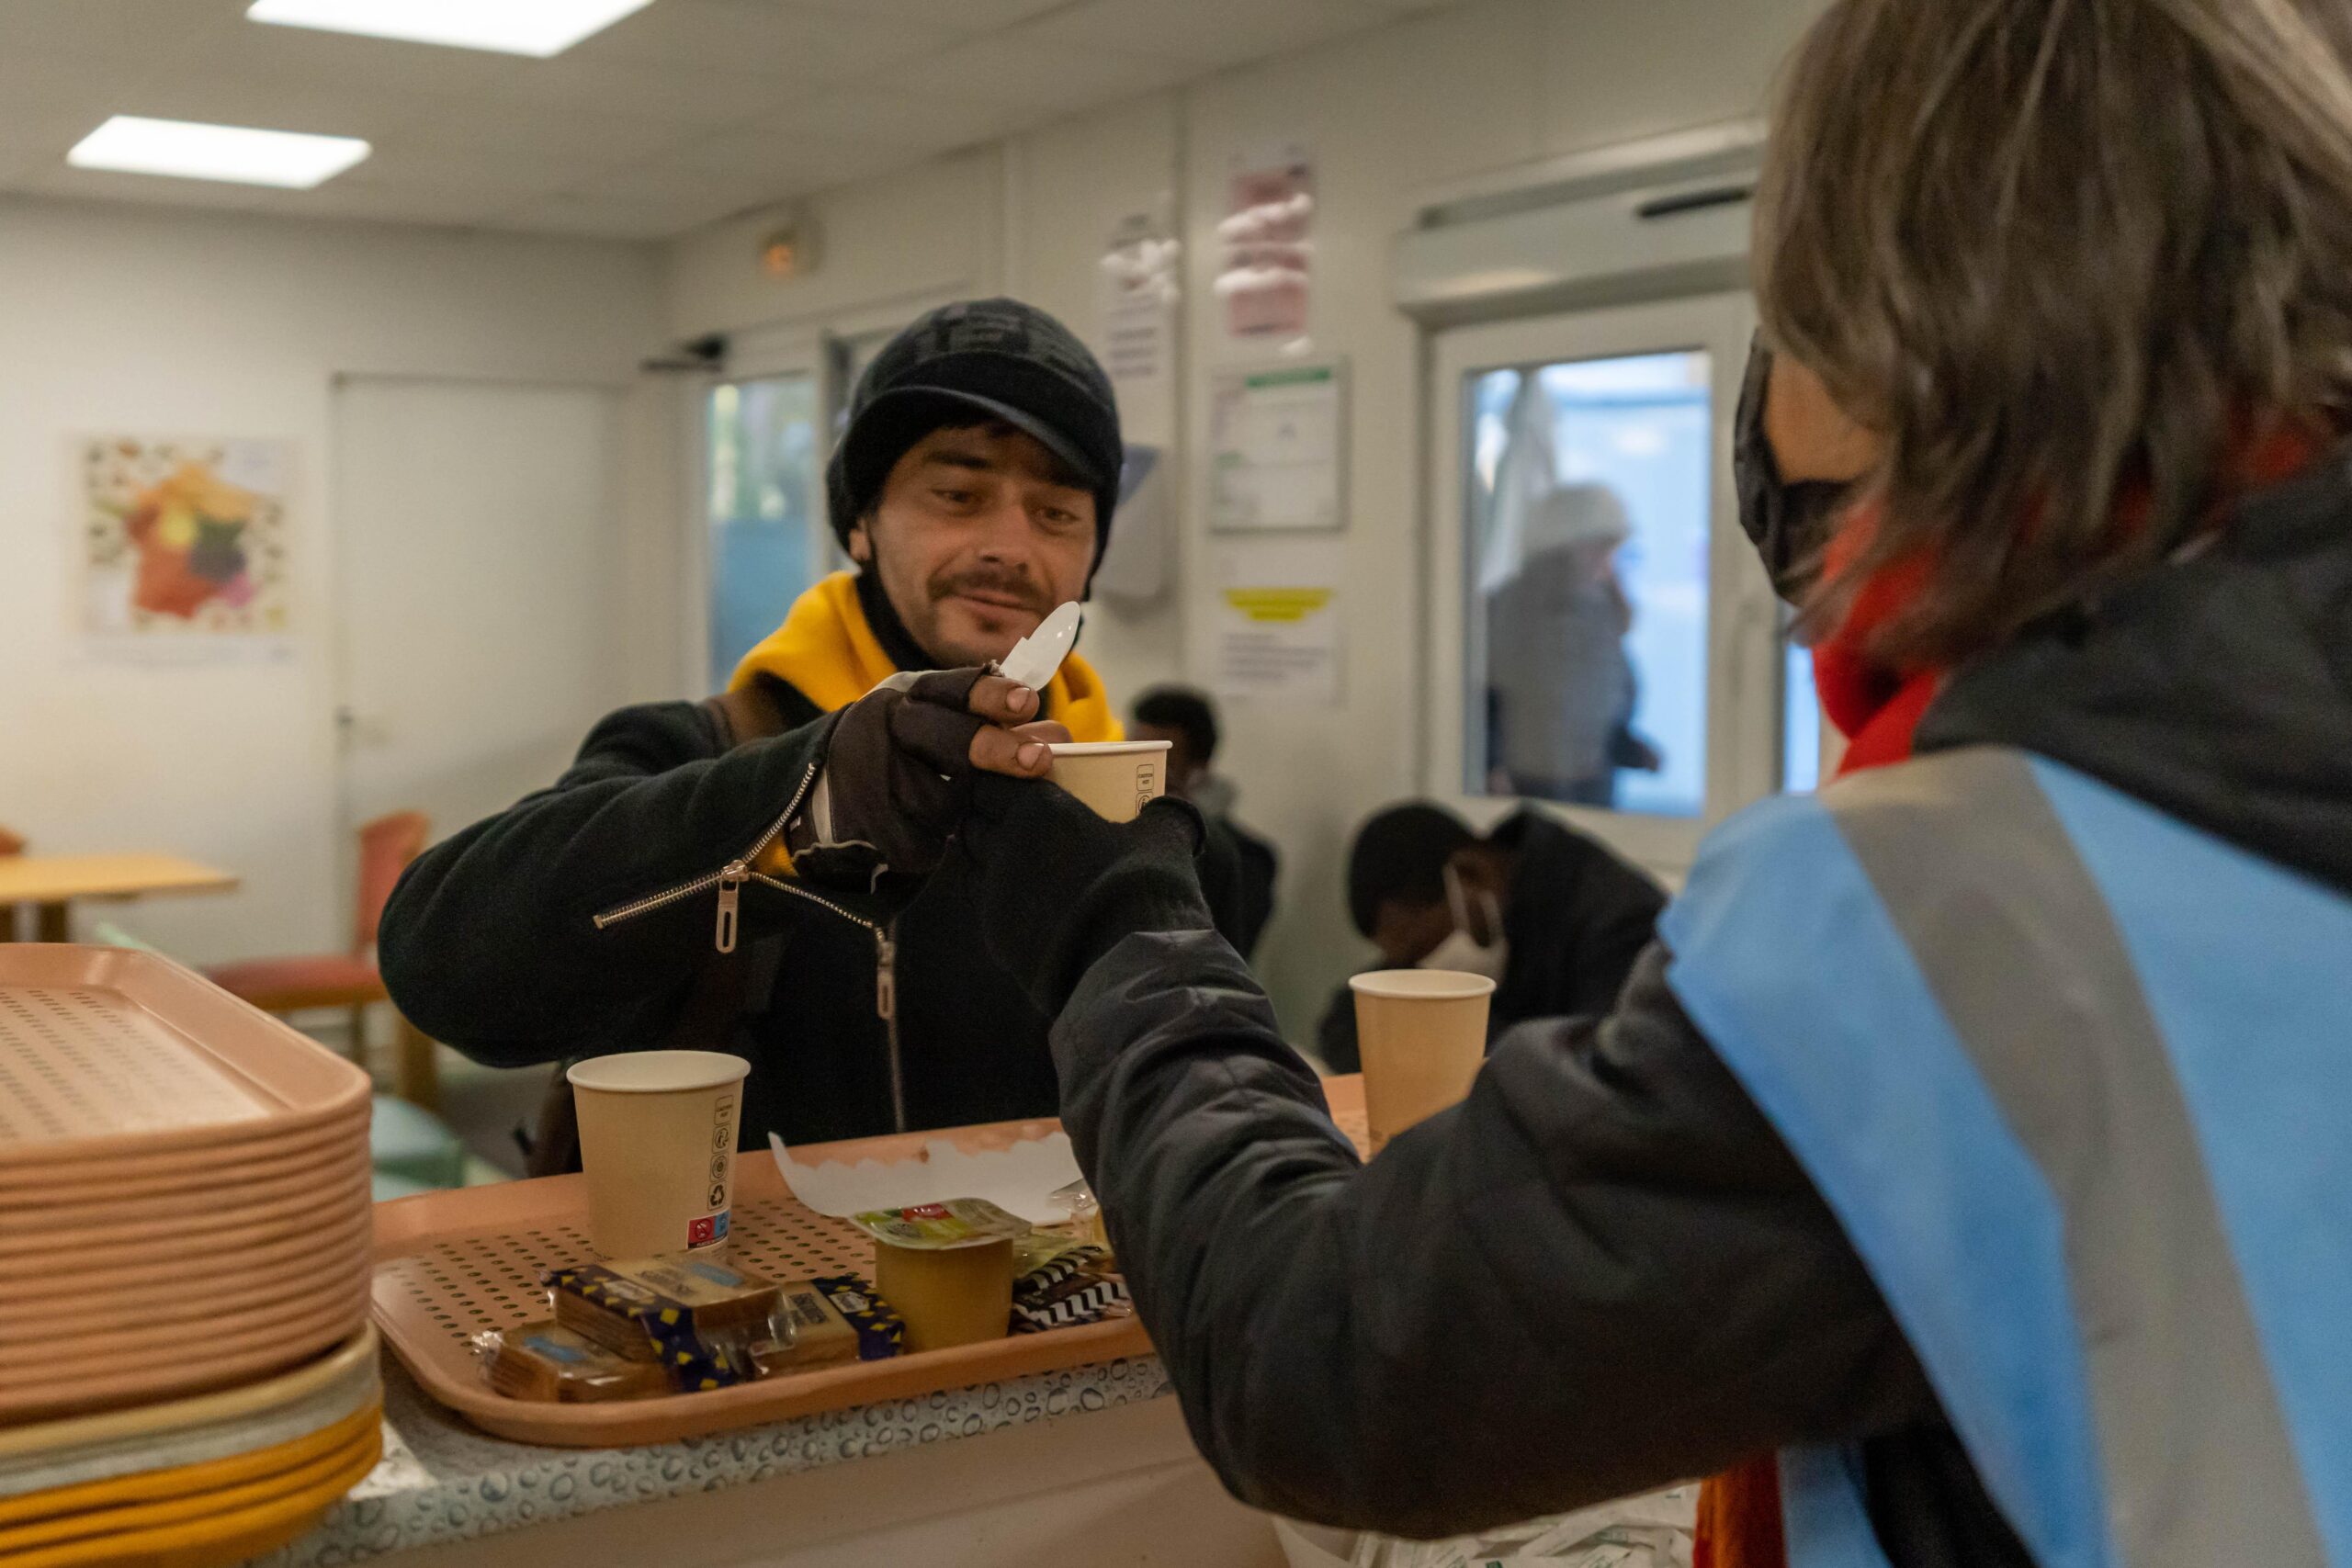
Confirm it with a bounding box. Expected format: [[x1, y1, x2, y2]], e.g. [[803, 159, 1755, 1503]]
[[1191, 774, 1238, 818], [1419, 863, 1509, 981]]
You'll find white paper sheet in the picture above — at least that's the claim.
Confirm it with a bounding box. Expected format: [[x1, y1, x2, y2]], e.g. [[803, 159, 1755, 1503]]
[[1207, 538, 1344, 705], [767, 1131, 1084, 1228]]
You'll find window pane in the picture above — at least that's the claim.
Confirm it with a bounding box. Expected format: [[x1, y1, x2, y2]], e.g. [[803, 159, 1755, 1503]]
[[1465, 351, 1712, 817], [1783, 640, 1823, 794], [708, 376, 819, 690]]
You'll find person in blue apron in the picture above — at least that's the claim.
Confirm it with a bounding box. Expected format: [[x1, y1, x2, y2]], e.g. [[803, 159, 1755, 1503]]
[[942, 0, 2352, 1562]]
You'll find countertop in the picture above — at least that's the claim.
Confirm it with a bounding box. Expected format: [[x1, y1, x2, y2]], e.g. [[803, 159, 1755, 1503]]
[[260, 1351, 1176, 1565]]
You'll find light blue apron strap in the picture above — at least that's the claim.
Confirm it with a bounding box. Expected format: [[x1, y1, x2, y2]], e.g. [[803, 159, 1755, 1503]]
[[1781, 1447, 1898, 1568]]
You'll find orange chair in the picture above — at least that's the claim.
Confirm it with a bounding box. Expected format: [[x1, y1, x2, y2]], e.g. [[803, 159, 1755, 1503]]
[[0, 827, 20, 943], [209, 812, 439, 1109]]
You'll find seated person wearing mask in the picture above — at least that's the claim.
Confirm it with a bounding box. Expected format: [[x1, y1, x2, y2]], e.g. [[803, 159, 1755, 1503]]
[[1130, 685, 1279, 960], [380, 299, 1130, 1152], [939, 0, 2352, 1560], [1316, 802, 1664, 1072]]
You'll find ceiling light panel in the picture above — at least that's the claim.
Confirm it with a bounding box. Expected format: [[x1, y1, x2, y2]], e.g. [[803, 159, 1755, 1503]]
[[245, 0, 659, 59], [67, 116, 370, 188]]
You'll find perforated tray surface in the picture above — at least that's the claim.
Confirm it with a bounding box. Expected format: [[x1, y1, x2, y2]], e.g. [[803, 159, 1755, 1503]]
[[0, 948, 370, 1167], [376, 1081, 1370, 1448], [0, 987, 266, 1145], [386, 1190, 882, 1342]]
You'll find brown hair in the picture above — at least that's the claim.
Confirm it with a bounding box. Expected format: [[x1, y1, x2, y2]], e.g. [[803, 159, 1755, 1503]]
[[1757, 0, 2352, 665]]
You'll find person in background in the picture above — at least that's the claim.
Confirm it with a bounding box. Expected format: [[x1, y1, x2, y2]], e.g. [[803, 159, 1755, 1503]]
[[1130, 685, 1279, 960], [1485, 484, 1662, 805], [380, 299, 1129, 1153], [1315, 801, 1663, 1071], [945, 0, 2352, 1560]]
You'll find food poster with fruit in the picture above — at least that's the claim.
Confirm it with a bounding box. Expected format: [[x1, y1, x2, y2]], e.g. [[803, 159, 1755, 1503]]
[[79, 435, 291, 657]]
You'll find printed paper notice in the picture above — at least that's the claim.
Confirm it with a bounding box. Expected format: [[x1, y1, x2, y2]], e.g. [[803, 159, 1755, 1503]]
[[1210, 540, 1342, 705], [1216, 143, 1313, 344], [1210, 363, 1345, 533]]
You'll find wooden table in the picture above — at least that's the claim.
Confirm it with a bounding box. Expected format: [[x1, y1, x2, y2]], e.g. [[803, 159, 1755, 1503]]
[[0, 852, 240, 942]]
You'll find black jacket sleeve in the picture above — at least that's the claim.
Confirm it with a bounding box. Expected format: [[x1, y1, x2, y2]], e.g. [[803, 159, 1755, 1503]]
[[1193, 815, 1255, 962], [1052, 931, 1938, 1539], [379, 699, 834, 1068], [1315, 977, 1362, 1074], [1561, 864, 1667, 1019]]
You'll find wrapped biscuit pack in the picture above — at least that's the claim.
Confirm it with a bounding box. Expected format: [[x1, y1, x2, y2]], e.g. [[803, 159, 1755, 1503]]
[[805, 1276, 906, 1362], [470, 1256, 910, 1404], [548, 1254, 786, 1391], [1009, 1241, 1129, 1334], [477, 1322, 673, 1404]]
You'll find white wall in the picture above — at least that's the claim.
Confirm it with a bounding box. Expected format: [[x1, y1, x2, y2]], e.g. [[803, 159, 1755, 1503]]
[[0, 197, 669, 965], [662, 152, 1003, 343], [1001, 96, 1187, 702], [665, 0, 1827, 1037]]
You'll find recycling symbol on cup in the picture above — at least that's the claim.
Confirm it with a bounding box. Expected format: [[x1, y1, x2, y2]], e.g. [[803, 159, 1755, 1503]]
[[707, 1181, 728, 1209]]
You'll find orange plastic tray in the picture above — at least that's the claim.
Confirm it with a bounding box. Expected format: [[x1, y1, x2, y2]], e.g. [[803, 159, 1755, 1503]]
[[0, 947, 371, 1174], [375, 1077, 1368, 1447]]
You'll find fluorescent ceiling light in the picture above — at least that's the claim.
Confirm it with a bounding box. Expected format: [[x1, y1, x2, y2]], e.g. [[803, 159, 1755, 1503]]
[[245, 0, 659, 58], [68, 116, 370, 188]]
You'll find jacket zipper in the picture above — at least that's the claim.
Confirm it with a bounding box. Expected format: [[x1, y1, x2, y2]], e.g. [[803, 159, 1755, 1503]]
[[876, 924, 906, 1133], [592, 758, 906, 1132], [592, 761, 824, 950]]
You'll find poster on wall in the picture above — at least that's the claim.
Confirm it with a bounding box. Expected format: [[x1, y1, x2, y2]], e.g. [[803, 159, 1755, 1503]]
[[1098, 209, 1179, 429], [1209, 362, 1346, 533], [76, 435, 292, 662], [1206, 539, 1343, 706], [1216, 142, 1314, 346]]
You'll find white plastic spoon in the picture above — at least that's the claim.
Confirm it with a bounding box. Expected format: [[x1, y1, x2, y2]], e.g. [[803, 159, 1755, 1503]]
[[996, 601, 1084, 694]]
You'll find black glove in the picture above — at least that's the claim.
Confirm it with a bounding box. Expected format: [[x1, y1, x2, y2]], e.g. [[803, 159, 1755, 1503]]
[[957, 773, 1216, 1014], [792, 667, 998, 887]]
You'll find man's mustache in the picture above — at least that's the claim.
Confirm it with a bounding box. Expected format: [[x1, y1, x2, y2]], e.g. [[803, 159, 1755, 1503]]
[[929, 570, 1051, 615]]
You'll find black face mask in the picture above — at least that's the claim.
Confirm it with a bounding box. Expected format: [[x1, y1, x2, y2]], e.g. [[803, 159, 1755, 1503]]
[[1734, 336, 1857, 604]]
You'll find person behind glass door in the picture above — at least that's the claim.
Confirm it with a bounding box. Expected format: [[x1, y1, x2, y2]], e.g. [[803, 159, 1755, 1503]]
[[1485, 483, 1664, 806]]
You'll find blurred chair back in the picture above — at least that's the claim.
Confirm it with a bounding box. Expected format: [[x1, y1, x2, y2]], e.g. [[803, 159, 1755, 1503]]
[[354, 811, 429, 957], [0, 826, 18, 941]]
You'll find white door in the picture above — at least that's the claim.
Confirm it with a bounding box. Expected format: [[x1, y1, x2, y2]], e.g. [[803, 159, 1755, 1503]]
[[1426, 294, 1792, 878], [333, 377, 628, 850]]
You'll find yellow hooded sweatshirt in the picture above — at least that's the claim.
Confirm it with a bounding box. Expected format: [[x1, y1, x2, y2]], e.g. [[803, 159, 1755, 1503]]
[[727, 571, 1122, 874]]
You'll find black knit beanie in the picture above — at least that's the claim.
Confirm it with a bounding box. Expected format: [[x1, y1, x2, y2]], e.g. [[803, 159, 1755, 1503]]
[[826, 299, 1124, 567]]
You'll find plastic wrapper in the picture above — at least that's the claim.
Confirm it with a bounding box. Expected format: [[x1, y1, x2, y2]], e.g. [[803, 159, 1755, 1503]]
[[1042, 1179, 1109, 1248], [471, 1323, 673, 1404], [848, 1198, 1029, 1250], [1010, 1243, 1130, 1333], [750, 1280, 872, 1372], [807, 1276, 905, 1360], [1338, 1487, 1696, 1568], [547, 1253, 787, 1392]]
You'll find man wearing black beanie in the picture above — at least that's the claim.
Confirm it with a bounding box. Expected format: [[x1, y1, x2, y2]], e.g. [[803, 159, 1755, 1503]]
[[381, 299, 1188, 1159]]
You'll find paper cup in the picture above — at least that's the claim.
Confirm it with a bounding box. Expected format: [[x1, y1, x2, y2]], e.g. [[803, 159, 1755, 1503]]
[[566, 1052, 752, 1258], [1046, 740, 1171, 823], [1349, 971, 1495, 1155]]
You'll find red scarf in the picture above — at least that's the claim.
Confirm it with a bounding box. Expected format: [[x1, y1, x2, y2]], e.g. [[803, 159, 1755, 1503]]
[[1809, 518, 1938, 778], [1695, 422, 2329, 1568]]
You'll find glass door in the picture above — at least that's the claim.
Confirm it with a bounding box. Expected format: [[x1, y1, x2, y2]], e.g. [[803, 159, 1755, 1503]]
[[1427, 294, 1781, 874], [702, 370, 822, 691]]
